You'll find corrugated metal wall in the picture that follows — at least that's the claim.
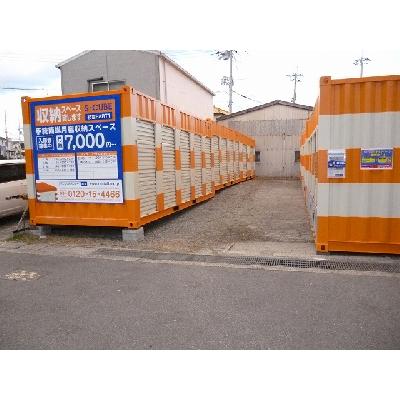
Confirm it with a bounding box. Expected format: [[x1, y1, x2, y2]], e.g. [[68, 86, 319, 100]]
[[220, 138, 228, 183], [211, 136, 220, 185], [180, 131, 191, 203], [203, 136, 212, 194], [300, 75, 400, 255], [161, 125, 176, 209], [193, 134, 202, 197], [223, 119, 308, 178], [137, 119, 157, 217]]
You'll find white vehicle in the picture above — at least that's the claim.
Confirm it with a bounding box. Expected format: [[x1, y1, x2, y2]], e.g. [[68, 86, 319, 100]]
[[0, 159, 27, 218]]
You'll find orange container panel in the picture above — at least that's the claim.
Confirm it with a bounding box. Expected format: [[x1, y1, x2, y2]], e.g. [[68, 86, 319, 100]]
[[301, 75, 400, 254]]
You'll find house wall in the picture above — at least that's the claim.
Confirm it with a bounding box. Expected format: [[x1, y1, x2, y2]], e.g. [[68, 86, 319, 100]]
[[225, 104, 311, 121], [219, 104, 312, 178], [159, 58, 213, 119], [59, 50, 160, 98]]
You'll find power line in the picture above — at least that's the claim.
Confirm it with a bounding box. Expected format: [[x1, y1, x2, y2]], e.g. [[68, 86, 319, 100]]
[[232, 90, 263, 104], [0, 52, 69, 64], [1, 87, 45, 91], [216, 89, 263, 105], [165, 50, 215, 58]]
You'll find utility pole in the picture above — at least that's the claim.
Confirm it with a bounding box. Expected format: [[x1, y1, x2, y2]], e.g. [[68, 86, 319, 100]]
[[228, 51, 233, 113], [217, 50, 237, 113], [4, 111, 9, 160], [286, 69, 303, 103], [353, 56, 371, 77]]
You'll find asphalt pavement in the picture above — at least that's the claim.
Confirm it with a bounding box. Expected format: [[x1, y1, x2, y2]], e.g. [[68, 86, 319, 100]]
[[0, 251, 399, 349]]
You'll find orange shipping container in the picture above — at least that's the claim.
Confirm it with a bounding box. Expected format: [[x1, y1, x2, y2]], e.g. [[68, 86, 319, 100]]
[[22, 86, 255, 231], [300, 75, 400, 254]]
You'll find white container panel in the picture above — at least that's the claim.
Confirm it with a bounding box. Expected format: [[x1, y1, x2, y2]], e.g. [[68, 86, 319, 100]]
[[194, 134, 202, 197], [180, 131, 191, 203], [220, 138, 228, 183], [203, 137, 212, 193], [161, 126, 176, 209], [137, 119, 157, 217]]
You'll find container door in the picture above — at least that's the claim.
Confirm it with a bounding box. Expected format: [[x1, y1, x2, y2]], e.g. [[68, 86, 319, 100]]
[[235, 141, 240, 180], [180, 131, 191, 203], [211, 136, 220, 186], [247, 145, 251, 175], [161, 126, 176, 209], [203, 137, 212, 194], [194, 134, 202, 197], [242, 144, 247, 178], [227, 139, 233, 181], [137, 119, 157, 217], [220, 138, 227, 184]]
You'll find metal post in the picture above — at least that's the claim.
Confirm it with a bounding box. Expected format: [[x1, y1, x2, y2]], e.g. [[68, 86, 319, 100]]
[[4, 111, 8, 160], [293, 76, 297, 103], [228, 51, 233, 113], [354, 56, 371, 78]]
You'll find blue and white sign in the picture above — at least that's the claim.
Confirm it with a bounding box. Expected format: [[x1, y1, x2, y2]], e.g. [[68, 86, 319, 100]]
[[361, 148, 393, 170], [328, 149, 346, 178], [30, 94, 124, 203]]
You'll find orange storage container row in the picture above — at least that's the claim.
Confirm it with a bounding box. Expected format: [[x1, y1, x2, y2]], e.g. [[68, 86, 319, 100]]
[[22, 86, 255, 230]]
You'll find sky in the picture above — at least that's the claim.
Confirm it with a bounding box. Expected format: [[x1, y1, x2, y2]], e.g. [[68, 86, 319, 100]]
[[0, 48, 399, 140]]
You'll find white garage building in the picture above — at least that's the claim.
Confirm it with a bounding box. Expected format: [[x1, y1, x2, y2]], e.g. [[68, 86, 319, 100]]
[[217, 100, 313, 178]]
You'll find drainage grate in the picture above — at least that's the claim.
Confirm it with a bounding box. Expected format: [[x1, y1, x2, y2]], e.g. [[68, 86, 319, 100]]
[[0, 270, 40, 281], [96, 248, 400, 274]]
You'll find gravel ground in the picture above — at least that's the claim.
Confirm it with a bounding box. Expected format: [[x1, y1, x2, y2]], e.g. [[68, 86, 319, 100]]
[[9, 178, 313, 254]]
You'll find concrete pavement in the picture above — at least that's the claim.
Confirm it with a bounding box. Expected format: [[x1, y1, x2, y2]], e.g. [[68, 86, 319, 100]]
[[0, 250, 399, 349]]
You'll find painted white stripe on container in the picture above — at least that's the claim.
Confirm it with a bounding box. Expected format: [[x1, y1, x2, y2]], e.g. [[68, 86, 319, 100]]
[[319, 112, 400, 150], [317, 183, 400, 218], [26, 174, 36, 199], [123, 171, 139, 200], [23, 124, 32, 150], [121, 117, 137, 145]]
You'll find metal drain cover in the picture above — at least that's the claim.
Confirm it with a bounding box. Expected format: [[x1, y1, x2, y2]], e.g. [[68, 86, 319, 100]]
[[1, 270, 40, 281]]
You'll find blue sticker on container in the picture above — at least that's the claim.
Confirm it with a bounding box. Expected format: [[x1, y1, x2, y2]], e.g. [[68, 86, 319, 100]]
[[328, 149, 346, 178], [360, 148, 393, 170]]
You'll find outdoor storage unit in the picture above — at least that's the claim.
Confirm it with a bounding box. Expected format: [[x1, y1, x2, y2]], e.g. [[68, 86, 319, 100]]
[[300, 75, 400, 254], [21, 86, 255, 230]]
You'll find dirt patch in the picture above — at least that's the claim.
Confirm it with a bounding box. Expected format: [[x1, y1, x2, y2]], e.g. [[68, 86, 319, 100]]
[[10, 178, 313, 254]]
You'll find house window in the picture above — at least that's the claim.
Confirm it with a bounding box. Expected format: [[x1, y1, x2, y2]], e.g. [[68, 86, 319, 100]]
[[255, 151, 261, 162], [294, 150, 300, 162], [89, 79, 126, 92]]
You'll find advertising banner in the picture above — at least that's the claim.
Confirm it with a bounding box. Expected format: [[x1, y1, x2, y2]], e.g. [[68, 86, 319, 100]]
[[360, 148, 393, 170], [30, 94, 123, 203]]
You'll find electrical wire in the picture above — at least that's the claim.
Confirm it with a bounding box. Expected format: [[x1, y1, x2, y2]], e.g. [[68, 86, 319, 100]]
[[232, 90, 263, 103]]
